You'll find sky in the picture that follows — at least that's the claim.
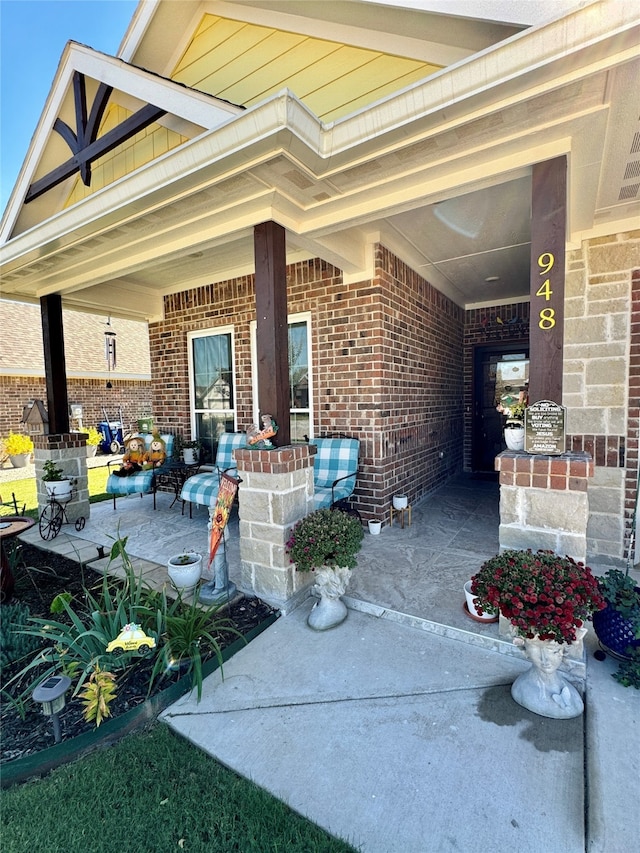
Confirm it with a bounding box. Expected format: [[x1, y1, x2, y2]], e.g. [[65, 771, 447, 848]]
[[0, 0, 138, 213]]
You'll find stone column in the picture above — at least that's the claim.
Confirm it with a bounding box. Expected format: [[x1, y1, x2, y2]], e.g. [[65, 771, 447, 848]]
[[235, 444, 316, 612], [495, 450, 594, 562], [34, 433, 90, 523]]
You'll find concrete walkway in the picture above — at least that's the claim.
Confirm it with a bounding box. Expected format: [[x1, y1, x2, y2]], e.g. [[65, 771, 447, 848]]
[[159, 598, 638, 853]]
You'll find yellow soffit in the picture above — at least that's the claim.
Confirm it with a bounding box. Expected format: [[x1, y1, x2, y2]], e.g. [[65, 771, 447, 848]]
[[172, 14, 442, 123]]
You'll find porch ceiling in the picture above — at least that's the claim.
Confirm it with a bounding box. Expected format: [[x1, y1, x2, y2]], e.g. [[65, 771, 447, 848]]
[[1, 2, 638, 322]]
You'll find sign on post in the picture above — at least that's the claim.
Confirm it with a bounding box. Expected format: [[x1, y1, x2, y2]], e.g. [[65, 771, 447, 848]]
[[525, 400, 566, 455]]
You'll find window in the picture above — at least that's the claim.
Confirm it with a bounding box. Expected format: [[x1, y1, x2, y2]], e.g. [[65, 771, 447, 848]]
[[188, 328, 235, 464], [250, 313, 313, 441]]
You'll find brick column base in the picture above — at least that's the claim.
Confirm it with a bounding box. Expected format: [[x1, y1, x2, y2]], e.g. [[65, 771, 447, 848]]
[[235, 444, 316, 612], [34, 433, 90, 523], [495, 450, 594, 562]]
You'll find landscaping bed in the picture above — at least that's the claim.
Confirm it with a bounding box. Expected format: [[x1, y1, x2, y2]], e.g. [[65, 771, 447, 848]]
[[1, 541, 277, 772]]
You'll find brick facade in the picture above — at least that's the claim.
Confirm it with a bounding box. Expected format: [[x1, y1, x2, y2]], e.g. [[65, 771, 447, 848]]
[[148, 245, 464, 520], [0, 376, 152, 439]]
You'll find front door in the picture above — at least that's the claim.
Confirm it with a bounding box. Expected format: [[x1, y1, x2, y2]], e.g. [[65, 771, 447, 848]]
[[472, 345, 529, 472]]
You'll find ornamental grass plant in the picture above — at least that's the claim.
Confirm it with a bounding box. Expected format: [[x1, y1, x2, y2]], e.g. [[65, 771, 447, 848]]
[[471, 549, 606, 644], [286, 508, 364, 572]]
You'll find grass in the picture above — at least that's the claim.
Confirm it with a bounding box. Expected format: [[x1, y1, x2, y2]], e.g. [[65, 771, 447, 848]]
[[1, 724, 360, 853], [1, 465, 110, 519]]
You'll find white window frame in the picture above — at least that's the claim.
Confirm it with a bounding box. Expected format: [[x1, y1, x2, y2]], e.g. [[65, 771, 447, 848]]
[[250, 312, 314, 439], [187, 325, 237, 439]]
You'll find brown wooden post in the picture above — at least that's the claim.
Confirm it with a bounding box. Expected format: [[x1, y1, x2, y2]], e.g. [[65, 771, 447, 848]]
[[528, 156, 566, 404], [40, 295, 69, 434], [254, 221, 290, 446]]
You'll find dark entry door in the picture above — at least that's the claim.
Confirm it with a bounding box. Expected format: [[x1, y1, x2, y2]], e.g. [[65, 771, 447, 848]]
[[472, 345, 529, 472]]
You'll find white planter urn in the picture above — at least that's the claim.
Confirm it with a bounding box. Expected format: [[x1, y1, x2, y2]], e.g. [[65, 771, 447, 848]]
[[368, 519, 382, 535], [504, 425, 525, 451], [44, 479, 72, 501], [167, 553, 203, 594], [9, 453, 30, 468], [511, 631, 586, 719], [182, 447, 198, 464], [308, 566, 351, 630], [392, 494, 408, 510]]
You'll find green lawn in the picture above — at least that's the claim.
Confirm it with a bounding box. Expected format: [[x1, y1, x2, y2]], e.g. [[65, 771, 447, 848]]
[[1, 724, 359, 853], [1, 465, 110, 519]]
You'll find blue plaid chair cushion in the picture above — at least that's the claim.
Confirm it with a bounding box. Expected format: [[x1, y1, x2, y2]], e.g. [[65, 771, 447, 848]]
[[309, 437, 359, 509], [106, 434, 174, 497], [180, 433, 246, 508]]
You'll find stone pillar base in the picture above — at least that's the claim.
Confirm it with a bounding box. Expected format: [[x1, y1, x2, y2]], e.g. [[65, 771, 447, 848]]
[[235, 444, 316, 611], [495, 450, 593, 562]]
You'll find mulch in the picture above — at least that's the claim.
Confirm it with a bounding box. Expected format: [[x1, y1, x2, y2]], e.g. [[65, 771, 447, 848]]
[[1, 541, 277, 765]]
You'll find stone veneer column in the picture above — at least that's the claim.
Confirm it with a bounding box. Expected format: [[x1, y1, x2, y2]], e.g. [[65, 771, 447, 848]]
[[495, 450, 594, 562], [34, 433, 90, 523], [235, 444, 316, 611]]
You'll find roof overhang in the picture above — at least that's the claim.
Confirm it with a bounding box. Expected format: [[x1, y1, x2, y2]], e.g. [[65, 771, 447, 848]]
[[1, 0, 638, 320]]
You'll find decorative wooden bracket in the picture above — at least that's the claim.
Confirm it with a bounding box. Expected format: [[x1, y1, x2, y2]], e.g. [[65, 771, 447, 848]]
[[26, 71, 167, 203]]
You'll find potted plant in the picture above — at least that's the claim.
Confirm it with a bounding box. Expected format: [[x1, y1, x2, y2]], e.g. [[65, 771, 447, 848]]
[[3, 432, 34, 468], [286, 508, 364, 630], [593, 568, 640, 689], [41, 459, 72, 501], [181, 439, 201, 465], [497, 393, 527, 451], [471, 549, 606, 717], [167, 552, 203, 594], [84, 426, 102, 457]]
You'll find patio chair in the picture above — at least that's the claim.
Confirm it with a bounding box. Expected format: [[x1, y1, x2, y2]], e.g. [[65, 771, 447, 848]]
[[180, 432, 247, 516], [309, 436, 359, 510], [106, 433, 174, 509]]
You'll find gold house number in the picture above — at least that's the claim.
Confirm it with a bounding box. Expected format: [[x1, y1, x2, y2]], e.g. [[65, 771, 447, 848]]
[[536, 252, 556, 329]]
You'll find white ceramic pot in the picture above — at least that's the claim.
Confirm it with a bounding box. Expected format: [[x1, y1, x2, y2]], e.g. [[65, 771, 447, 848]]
[[368, 519, 382, 535], [9, 453, 30, 468], [504, 426, 525, 451], [463, 581, 496, 622], [392, 494, 408, 510], [167, 553, 202, 594], [44, 479, 72, 501], [182, 448, 197, 465], [86, 445, 98, 457]]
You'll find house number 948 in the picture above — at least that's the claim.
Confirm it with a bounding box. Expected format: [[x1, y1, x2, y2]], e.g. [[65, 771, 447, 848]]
[[536, 252, 556, 329]]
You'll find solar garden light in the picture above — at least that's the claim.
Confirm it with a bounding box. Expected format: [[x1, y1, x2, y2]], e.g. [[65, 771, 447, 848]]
[[32, 675, 71, 743]]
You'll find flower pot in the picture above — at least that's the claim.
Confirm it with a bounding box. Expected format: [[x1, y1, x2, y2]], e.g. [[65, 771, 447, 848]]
[[167, 553, 202, 594], [511, 635, 584, 718], [308, 566, 351, 630], [593, 597, 640, 659], [182, 448, 197, 465], [9, 453, 30, 468], [463, 581, 497, 622], [504, 426, 525, 451], [86, 445, 98, 458], [368, 519, 382, 535], [392, 494, 408, 510], [44, 479, 72, 501]]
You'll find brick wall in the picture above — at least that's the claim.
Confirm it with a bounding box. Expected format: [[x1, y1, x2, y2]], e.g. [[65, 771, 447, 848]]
[[0, 376, 152, 438], [149, 246, 464, 519]]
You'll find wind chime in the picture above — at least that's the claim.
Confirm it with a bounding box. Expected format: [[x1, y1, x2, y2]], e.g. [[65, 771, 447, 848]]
[[104, 318, 116, 388]]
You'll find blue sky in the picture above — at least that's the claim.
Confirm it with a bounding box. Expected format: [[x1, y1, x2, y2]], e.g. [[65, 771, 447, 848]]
[[0, 0, 138, 213]]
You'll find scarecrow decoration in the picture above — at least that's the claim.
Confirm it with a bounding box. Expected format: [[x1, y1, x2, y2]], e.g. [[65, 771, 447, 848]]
[[112, 435, 146, 477]]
